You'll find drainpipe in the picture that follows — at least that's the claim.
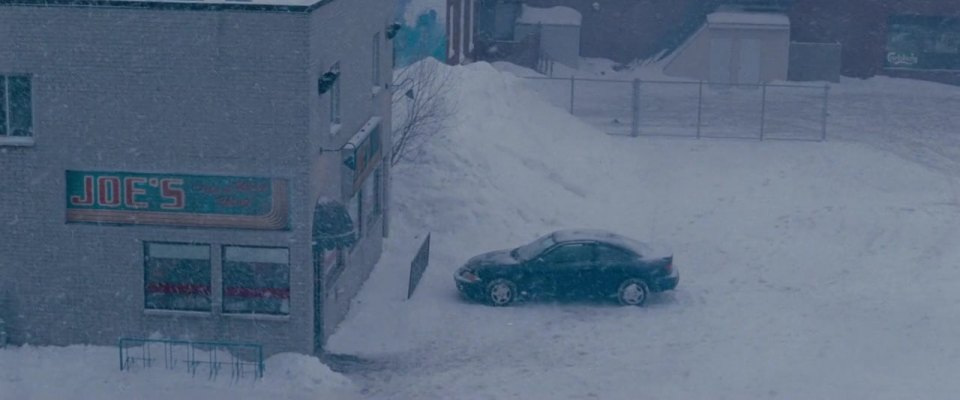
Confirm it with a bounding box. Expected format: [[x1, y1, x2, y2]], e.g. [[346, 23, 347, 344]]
[[0, 318, 7, 348]]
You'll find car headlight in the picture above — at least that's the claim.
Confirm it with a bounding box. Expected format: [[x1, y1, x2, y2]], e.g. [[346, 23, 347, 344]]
[[458, 268, 481, 283]]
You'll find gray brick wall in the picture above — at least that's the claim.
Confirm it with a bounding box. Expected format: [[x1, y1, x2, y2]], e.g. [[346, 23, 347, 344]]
[[307, 0, 393, 342], [0, 0, 392, 356]]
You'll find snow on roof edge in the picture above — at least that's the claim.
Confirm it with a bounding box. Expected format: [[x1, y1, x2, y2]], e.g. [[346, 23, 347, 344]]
[[517, 4, 582, 26], [707, 11, 790, 27]]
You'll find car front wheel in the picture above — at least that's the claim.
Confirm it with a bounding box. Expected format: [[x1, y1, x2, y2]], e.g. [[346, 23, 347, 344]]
[[617, 278, 649, 306], [486, 278, 518, 306]]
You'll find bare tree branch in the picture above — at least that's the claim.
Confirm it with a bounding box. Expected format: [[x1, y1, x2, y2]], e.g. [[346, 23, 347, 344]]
[[391, 58, 457, 166]]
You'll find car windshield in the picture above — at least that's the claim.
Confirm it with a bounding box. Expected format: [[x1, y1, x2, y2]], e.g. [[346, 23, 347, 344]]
[[513, 234, 556, 261]]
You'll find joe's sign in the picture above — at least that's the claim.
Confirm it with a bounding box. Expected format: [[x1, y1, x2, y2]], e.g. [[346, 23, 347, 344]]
[[65, 170, 289, 230]]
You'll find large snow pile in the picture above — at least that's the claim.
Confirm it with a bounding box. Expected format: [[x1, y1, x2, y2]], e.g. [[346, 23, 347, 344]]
[[328, 60, 960, 399], [0, 345, 360, 399]]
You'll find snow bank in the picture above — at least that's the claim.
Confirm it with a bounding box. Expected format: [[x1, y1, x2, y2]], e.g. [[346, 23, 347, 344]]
[[0, 345, 360, 400]]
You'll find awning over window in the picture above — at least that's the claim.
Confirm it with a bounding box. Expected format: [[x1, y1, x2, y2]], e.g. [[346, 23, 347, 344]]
[[313, 197, 356, 251]]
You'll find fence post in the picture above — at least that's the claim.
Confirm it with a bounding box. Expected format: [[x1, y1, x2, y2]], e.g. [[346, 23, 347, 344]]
[[760, 82, 767, 141], [631, 79, 640, 137], [118, 339, 125, 371], [696, 81, 703, 139], [821, 84, 830, 141], [569, 76, 575, 114]]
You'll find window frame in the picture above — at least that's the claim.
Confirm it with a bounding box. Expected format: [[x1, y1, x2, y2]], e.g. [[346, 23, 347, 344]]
[[539, 242, 593, 265], [373, 165, 383, 218], [0, 74, 35, 146], [372, 32, 382, 88], [329, 61, 342, 133], [221, 245, 292, 316], [347, 189, 363, 245], [143, 241, 213, 313], [595, 244, 635, 264]]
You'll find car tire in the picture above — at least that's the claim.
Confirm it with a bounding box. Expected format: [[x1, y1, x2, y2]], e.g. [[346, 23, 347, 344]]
[[617, 278, 649, 306], [486, 278, 518, 306]]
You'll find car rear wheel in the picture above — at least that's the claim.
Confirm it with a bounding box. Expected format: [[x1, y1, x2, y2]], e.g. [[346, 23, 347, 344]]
[[486, 278, 517, 306], [617, 278, 649, 306]]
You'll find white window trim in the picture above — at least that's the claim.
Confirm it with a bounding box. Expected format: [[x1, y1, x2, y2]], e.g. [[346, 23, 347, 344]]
[[222, 313, 290, 322], [373, 32, 381, 87], [468, 0, 475, 52], [329, 62, 342, 134], [143, 309, 212, 318], [0, 136, 34, 147]]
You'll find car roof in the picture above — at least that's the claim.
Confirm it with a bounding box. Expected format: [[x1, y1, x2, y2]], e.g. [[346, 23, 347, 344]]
[[550, 229, 656, 256]]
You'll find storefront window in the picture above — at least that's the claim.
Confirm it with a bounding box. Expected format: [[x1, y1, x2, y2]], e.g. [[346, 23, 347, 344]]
[[222, 246, 290, 315], [373, 166, 383, 217], [349, 189, 363, 239], [363, 167, 379, 230], [886, 15, 960, 70], [144, 242, 211, 312]]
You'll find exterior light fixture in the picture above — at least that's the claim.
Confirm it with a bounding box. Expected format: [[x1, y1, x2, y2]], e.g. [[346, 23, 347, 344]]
[[386, 22, 402, 39], [317, 70, 339, 95]]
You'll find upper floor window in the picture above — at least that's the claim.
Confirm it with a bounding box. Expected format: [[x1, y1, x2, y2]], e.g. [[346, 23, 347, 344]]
[[1, 75, 33, 140], [373, 32, 382, 87], [330, 62, 342, 131]]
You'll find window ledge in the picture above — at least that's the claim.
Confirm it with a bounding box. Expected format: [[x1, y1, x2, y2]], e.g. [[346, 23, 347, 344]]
[[0, 136, 35, 147], [143, 309, 212, 318], [222, 313, 290, 322], [330, 123, 342, 136]]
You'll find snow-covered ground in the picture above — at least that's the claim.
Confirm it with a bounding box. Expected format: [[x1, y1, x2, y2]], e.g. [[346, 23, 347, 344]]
[[5, 59, 960, 399], [325, 61, 960, 399], [0, 345, 361, 399]]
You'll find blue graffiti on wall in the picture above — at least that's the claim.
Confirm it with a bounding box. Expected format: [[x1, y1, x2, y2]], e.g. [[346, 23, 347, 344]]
[[393, 2, 447, 67]]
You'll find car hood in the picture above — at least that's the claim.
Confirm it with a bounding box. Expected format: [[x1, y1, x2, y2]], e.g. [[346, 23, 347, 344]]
[[465, 249, 519, 269]]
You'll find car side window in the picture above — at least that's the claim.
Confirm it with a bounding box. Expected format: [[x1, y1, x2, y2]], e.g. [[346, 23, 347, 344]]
[[540, 243, 592, 265], [595, 245, 634, 264]]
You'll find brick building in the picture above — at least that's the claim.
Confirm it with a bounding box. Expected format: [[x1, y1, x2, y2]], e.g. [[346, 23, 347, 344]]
[[0, 0, 393, 355]]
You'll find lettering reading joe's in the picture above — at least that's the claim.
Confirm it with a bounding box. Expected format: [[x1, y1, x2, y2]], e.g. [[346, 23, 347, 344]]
[[69, 175, 185, 210], [65, 170, 290, 230]]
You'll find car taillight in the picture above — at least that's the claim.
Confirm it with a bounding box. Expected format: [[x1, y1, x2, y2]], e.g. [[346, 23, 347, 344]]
[[663, 259, 674, 274], [461, 270, 480, 283]]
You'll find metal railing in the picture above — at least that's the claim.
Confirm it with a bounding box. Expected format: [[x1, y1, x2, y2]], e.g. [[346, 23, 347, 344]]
[[521, 76, 830, 141], [118, 337, 264, 381]]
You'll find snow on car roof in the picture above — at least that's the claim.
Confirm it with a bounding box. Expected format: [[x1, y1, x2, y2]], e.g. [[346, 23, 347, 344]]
[[550, 229, 669, 258]]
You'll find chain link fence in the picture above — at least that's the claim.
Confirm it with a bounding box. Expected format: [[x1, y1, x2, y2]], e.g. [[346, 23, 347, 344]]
[[522, 77, 830, 141]]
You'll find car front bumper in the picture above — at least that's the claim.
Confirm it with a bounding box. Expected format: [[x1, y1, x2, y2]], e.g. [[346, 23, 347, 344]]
[[455, 272, 485, 300]]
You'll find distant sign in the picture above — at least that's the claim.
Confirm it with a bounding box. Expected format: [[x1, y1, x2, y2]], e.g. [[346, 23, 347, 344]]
[[65, 170, 289, 230], [407, 233, 431, 299], [886, 51, 919, 67]]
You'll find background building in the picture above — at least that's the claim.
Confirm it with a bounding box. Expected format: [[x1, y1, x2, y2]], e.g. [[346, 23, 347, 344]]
[[0, 0, 393, 355], [451, 0, 960, 84]]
